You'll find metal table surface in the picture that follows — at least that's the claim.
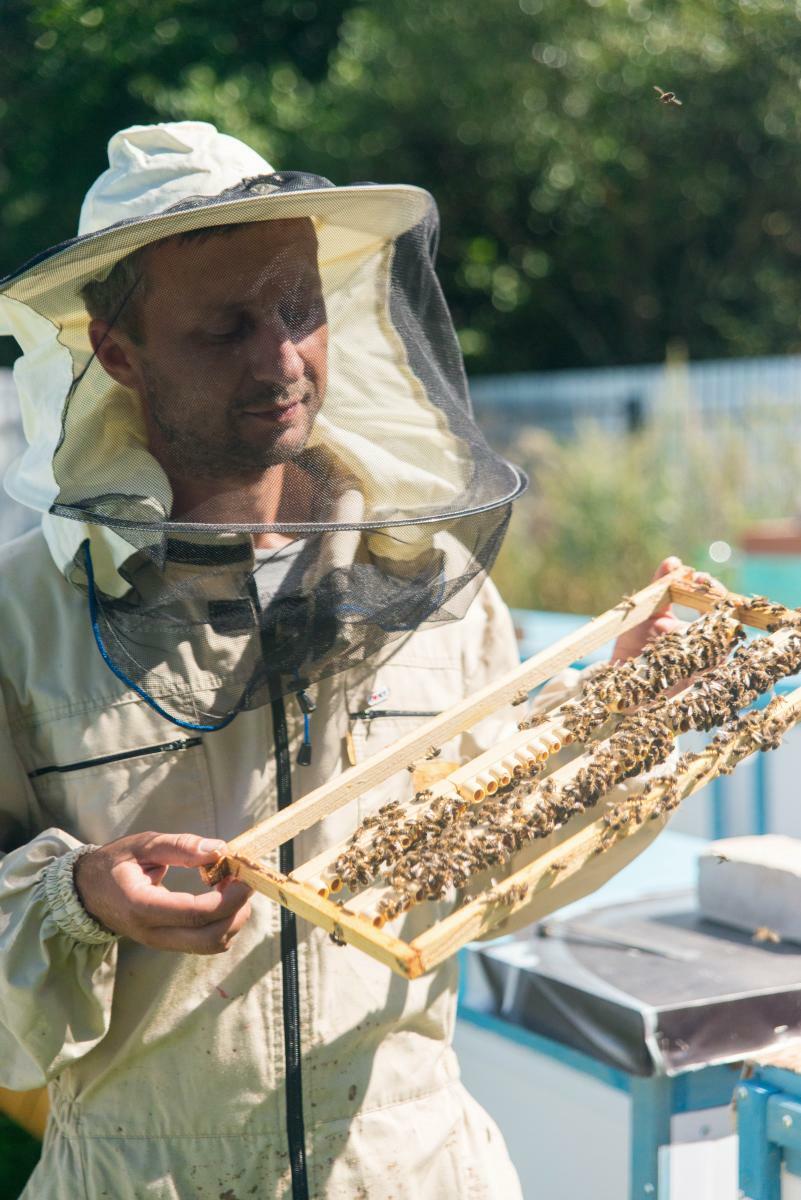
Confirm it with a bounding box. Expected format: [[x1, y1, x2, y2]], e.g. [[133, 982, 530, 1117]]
[[465, 891, 801, 1079]]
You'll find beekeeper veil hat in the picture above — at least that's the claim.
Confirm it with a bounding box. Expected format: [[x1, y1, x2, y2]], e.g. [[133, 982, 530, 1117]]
[[0, 121, 525, 730]]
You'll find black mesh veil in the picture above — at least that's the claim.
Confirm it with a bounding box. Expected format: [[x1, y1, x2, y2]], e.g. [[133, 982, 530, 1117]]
[[1, 172, 525, 730]]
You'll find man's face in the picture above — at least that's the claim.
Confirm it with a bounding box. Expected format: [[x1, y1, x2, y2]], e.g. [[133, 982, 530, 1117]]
[[126, 219, 327, 489]]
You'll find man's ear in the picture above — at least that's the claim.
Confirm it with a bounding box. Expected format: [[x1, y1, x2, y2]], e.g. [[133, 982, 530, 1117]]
[[88, 319, 141, 390]]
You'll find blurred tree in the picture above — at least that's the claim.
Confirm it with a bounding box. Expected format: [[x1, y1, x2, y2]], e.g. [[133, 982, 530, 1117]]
[[5, 0, 801, 374], [0, 0, 355, 365], [284, 0, 801, 372]]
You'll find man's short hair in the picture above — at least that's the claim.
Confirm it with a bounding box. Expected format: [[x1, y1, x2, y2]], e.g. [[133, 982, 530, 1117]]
[[81, 247, 148, 341], [80, 224, 246, 342]]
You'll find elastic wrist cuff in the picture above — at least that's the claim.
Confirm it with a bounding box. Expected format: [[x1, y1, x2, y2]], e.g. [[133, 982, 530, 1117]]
[[43, 846, 119, 946]]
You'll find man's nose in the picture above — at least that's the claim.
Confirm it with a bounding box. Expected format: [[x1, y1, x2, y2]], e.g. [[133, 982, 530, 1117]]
[[247, 316, 305, 385]]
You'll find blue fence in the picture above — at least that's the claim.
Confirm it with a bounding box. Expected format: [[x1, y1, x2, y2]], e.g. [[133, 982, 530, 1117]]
[[470, 353, 801, 441]]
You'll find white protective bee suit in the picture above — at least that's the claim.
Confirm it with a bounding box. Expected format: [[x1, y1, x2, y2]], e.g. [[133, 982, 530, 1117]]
[[0, 122, 667, 1199]]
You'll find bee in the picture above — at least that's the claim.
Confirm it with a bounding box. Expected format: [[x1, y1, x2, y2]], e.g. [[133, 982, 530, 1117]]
[[376, 895, 402, 922], [753, 926, 782, 945], [424, 875, 447, 899], [460, 852, 483, 875], [630, 797, 646, 824], [599, 829, 619, 851], [617, 593, 638, 616], [653, 85, 683, 107], [495, 882, 530, 907], [518, 710, 549, 732]]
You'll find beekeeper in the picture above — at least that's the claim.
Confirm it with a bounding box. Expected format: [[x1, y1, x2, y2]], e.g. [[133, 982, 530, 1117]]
[[0, 121, 679, 1199]]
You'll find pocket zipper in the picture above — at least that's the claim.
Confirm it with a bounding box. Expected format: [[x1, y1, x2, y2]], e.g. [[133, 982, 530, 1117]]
[[348, 709, 441, 722], [28, 737, 202, 779]]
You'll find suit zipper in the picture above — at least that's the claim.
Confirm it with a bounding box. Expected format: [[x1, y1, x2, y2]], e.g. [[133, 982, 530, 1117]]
[[272, 694, 310, 1200], [28, 737, 202, 778], [246, 570, 309, 1199]]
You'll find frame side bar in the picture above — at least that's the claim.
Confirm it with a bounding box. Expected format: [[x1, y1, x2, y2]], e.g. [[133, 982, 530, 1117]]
[[226, 856, 423, 979]]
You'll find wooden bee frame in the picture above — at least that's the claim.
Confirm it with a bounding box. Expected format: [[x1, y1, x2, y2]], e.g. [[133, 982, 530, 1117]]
[[202, 568, 801, 979]]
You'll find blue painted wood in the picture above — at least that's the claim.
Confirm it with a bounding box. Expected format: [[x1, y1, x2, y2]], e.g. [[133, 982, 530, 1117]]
[[711, 774, 726, 840], [757, 1066, 801, 1102], [670, 1064, 740, 1114], [509, 607, 610, 667], [456, 947, 468, 1009], [754, 751, 769, 837], [737, 1081, 781, 1200], [785, 1146, 801, 1178], [630, 1075, 672, 1199], [628, 1069, 740, 1198], [766, 1094, 801, 1150]]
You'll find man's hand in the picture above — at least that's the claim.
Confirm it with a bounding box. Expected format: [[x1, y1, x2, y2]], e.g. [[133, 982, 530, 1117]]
[[74, 832, 252, 955], [610, 556, 714, 664]]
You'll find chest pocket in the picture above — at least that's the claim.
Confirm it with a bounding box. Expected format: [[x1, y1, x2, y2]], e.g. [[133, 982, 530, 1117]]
[[343, 646, 466, 818], [26, 735, 217, 849]]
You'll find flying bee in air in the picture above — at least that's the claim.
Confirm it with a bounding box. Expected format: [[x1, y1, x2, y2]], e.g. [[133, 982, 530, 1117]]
[[654, 86, 683, 107]]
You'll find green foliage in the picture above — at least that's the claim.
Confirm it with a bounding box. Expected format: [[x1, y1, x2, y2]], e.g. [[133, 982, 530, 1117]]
[[0, 0, 352, 367], [4, 1, 801, 373], [0, 1113, 39, 1199], [297, 0, 801, 372]]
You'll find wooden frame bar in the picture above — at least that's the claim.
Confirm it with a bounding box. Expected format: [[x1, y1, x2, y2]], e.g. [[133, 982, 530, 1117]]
[[202, 571, 801, 978]]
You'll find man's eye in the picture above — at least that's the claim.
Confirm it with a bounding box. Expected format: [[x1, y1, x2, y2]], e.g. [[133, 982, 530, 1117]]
[[281, 292, 326, 337], [203, 318, 249, 343]]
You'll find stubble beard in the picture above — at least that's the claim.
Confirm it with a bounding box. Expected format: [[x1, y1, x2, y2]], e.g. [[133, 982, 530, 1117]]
[[143, 369, 320, 484]]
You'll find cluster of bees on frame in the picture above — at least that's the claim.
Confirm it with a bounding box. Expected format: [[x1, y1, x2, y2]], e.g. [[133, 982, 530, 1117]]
[[328, 596, 801, 928], [603, 698, 798, 844]]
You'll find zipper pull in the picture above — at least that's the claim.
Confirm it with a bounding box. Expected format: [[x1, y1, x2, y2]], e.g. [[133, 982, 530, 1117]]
[[345, 728, 357, 767], [296, 691, 314, 766]]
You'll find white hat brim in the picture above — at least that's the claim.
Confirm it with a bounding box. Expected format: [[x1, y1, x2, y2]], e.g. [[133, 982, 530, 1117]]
[[1, 182, 433, 323]]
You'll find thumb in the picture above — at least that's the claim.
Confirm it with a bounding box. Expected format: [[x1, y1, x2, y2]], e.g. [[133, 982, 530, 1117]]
[[652, 556, 683, 615], [655, 556, 682, 579], [137, 833, 229, 869]]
